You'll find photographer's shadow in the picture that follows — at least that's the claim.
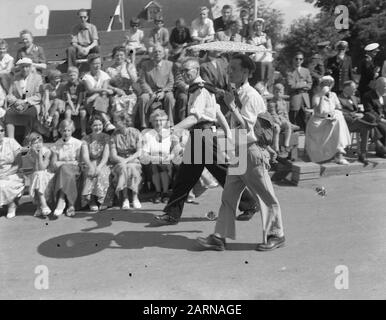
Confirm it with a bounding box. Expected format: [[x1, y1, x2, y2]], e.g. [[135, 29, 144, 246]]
[[37, 230, 203, 258]]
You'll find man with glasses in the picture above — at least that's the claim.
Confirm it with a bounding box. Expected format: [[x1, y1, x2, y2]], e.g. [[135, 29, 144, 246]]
[[191, 7, 215, 44], [287, 52, 313, 131], [66, 9, 100, 68]]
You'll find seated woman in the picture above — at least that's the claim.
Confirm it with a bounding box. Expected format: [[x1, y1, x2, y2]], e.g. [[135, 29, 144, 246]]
[[5, 57, 42, 140], [80, 115, 111, 212], [0, 120, 25, 218], [23, 132, 53, 217], [142, 110, 179, 204], [305, 76, 351, 164], [50, 120, 83, 217], [83, 54, 115, 133], [110, 113, 142, 210], [105, 46, 138, 124]]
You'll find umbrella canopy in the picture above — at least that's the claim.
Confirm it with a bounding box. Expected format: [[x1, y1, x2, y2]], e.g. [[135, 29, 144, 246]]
[[188, 41, 274, 53]]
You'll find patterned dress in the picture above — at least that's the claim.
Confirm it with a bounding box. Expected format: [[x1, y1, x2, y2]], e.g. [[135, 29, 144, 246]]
[[49, 137, 82, 206], [110, 127, 142, 194], [81, 133, 111, 207], [106, 63, 137, 122], [0, 138, 24, 206]]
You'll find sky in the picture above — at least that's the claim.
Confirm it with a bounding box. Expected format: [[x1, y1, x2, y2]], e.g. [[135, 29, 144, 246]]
[[211, 0, 320, 28]]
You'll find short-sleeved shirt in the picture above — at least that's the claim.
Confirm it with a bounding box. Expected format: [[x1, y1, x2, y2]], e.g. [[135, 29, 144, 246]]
[[71, 23, 99, 47], [188, 76, 219, 123], [110, 127, 140, 159], [124, 29, 144, 48], [51, 137, 82, 162], [82, 133, 109, 161], [191, 18, 215, 38], [16, 44, 46, 64], [0, 54, 14, 73], [41, 82, 63, 101], [59, 80, 84, 104], [232, 82, 266, 144], [83, 70, 110, 96]]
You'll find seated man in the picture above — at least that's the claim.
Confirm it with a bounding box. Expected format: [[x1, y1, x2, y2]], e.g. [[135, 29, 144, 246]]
[[5, 58, 42, 140], [191, 6, 215, 44], [213, 4, 233, 33], [338, 80, 376, 164], [66, 9, 100, 68], [138, 45, 175, 129], [362, 77, 386, 158]]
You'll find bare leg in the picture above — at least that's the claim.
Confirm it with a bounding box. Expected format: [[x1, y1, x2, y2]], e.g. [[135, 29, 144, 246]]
[[6, 123, 15, 139]]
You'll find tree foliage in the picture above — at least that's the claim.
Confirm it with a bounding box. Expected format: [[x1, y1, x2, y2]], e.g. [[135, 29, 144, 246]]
[[275, 13, 349, 73]]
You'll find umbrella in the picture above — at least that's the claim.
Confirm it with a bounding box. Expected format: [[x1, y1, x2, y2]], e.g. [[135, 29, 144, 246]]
[[188, 41, 275, 53]]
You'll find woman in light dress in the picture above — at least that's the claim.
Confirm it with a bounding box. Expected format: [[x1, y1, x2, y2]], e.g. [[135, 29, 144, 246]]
[[0, 120, 24, 218], [110, 113, 142, 210], [50, 120, 82, 217], [305, 76, 351, 164]]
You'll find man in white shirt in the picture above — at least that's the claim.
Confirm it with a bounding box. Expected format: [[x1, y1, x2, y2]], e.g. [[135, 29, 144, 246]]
[[197, 53, 285, 252], [191, 7, 215, 44]]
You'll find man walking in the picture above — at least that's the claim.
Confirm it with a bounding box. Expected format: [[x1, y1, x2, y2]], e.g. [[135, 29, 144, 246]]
[[196, 54, 285, 251], [154, 58, 258, 225]]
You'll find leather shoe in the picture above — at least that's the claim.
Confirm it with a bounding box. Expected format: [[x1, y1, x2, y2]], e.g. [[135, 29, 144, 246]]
[[196, 234, 226, 251], [153, 214, 178, 225], [358, 154, 369, 165], [236, 209, 256, 221], [256, 235, 285, 251]]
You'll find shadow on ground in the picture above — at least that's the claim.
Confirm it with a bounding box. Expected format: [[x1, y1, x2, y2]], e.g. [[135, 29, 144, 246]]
[[37, 230, 260, 259], [37, 231, 205, 258]]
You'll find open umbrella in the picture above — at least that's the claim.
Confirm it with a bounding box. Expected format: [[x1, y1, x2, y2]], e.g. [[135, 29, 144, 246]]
[[188, 41, 275, 53]]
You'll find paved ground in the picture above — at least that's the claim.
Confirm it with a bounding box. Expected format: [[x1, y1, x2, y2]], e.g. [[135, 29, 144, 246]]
[[1, 170, 385, 300]]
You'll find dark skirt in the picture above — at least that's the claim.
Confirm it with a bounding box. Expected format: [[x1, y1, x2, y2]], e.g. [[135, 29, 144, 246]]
[[4, 107, 37, 126], [52, 164, 81, 206]]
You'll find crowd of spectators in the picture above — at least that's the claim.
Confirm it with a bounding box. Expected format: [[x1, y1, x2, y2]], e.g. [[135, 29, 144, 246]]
[[0, 4, 385, 218]]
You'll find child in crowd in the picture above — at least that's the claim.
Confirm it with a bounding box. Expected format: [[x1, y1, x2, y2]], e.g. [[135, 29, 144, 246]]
[[268, 83, 292, 156], [60, 66, 86, 137], [41, 69, 67, 140], [123, 18, 146, 60], [23, 132, 53, 217], [148, 16, 169, 57]]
